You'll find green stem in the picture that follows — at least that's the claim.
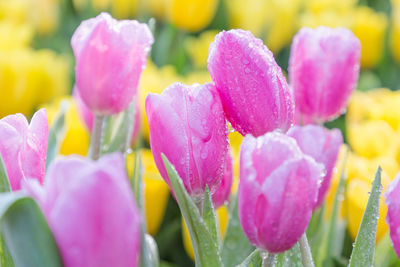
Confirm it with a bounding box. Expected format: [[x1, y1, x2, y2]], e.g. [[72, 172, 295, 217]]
[[88, 115, 105, 160], [262, 252, 276, 267], [299, 234, 315, 267]]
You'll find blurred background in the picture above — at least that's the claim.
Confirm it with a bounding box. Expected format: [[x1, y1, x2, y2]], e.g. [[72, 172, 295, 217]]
[[1, 0, 400, 266]]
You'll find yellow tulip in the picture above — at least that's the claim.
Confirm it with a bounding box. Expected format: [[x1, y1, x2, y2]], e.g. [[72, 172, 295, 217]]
[[127, 150, 169, 235], [300, 10, 351, 28], [228, 131, 242, 192], [346, 174, 390, 242], [264, 0, 301, 53], [182, 205, 229, 260], [0, 0, 30, 25], [391, 0, 400, 63], [351, 7, 388, 68], [30, 0, 60, 35], [303, 0, 357, 14], [45, 97, 90, 156], [111, 0, 137, 19], [185, 30, 218, 69], [138, 0, 167, 19], [0, 22, 33, 50], [347, 120, 399, 159], [166, 0, 218, 32], [225, 0, 268, 37]]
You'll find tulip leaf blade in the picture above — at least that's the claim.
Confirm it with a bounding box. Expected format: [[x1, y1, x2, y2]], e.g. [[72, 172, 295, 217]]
[[0, 193, 63, 267], [374, 233, 400, 267], [0, 156, 11, 193], [203, 185, 219, 244], [276, 243, 302, 267], [221, 194, 254, 267], [162, 154, 222, 267], [46, 100, 67, 171], [236, 249, 262, 267], [316, 149, 348, 266], [348, 167, 382, 267]]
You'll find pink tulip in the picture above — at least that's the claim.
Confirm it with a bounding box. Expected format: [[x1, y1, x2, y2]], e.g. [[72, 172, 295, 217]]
[[385, 172, 400, 258], [207, 29, 294, 137], [71, 12, 153, 115], [145, 82, 229, 199], [73, 88, 141, 145], [24, 153, 141, 267], [212, 150, 233, 208], [238, 132, 323, 253], [287, 125, 343, 208], [289, 26, 361, 123], [0, 109, 48, 190]]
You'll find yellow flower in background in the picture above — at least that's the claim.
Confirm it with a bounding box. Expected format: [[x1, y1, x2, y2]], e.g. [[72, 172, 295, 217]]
[[300, 10, 351, 28], [303, 0, 357, 14], [182, 205, 229, 260], [225, 0, 268, 37], [184, 71, 212, 85], [264, 0, 301, 53], [111, 0, 137, 19], [30, 0, 60, 35], [391, 0, 400, 63], [228, 131, 242, 192], [347, 120, 399, 159], [0, 48, 70, 118], [33, 50, 70, 104], [166, 0, 219, 32], [138, 0, 167, 19], [351, 7, 388, 68], [185, 30, 218, 69], [0, 22, 33, 50], [45, 97, 90, 156], [127, 150, 169, 235], [0, 0, 30, 25]]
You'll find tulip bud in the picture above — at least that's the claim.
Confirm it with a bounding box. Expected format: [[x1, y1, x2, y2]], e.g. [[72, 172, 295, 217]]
[[145, 82, 229, 199], [208, 29, 294, 137], [287, 125, 343, 208], [24, 153, 141, 267], [0, 109, 48, 190], [212, 150, 233, 209], [73, 87, 141, 145], [238, 132, 323, 253], [385, 172, 400, 258], [289, 26, 361, 123], [71, 12, 153, 115]]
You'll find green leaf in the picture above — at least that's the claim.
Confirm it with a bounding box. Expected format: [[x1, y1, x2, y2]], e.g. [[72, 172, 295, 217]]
[[202, 186, 219, 244], [162, 154, 222, 267], [374, 233, 400, 267], [140, 233, 160, 267], [103, 100, 136, 154], [236, 249, 262, 267], [0, 156, 11, 193], [0, 193, 63, 267], [276, 243, 302, 267], [221, 194, 254, 267], [0, 156, 13, 266], [46, 100, 68, 171], [316, 150, 348, 267], [348, 167, 382, 267]]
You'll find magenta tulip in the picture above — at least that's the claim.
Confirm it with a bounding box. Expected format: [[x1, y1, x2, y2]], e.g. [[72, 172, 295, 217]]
[[145, 82, 229, 199], [238, 132, 323, 253], [289, 26, 361, 123], [0, 109, 48, 190], [73, 87, 141, 145], [287, 125, 343, 208], [212, 150, 233, 208], [207, 29, 294, 137], [385, 172, 400, 258], [71, 12, 153, 115], [24, 153, 141, 267]]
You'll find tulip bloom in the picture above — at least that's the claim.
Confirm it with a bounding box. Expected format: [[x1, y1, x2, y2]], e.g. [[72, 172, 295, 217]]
[[71, 12, 153, 115], [73, 88, 141, 145], [0, 109, 48, 190], [385, 172, 400, 258], [146, 82, 229, 199], [238, 132, 323, 253], [208, 29, 294, 137], [212, 151, 233, 209], [289, 26, 361, 123], [287, 125, 343, 208], [24, 153, 141, 267]]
